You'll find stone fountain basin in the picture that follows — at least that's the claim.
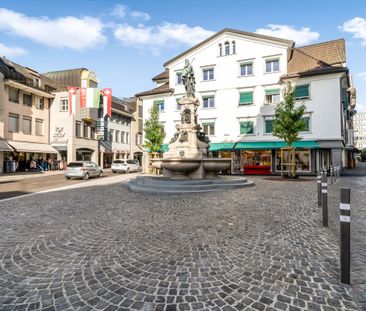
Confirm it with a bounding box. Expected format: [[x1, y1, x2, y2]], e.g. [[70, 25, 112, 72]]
[[203, 158, 231, 173], [150, 159, 163, 169], [161, 158, 201, 173]]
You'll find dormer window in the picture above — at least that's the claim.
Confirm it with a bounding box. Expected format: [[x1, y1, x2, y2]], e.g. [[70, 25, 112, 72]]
[[232, 41, 236, 54], [176, 72, 183, 85], [218, 43, 222, 56], [224, 41, 230, 55]]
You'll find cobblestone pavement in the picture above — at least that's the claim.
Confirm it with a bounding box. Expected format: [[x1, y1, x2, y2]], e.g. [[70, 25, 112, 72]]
[[0, 176, 361, 311], [327, 168, 366, 310]]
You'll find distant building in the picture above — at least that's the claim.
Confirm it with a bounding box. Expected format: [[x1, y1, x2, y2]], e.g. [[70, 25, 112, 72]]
[[0, 57, 57, 173], [136, 28, 357, 174], [354, 112, 366, 151]]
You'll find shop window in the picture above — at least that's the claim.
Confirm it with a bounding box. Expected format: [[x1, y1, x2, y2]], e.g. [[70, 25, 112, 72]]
[[60, 99, 68, 111], [36, 119, 44, 136], [240, 62, 253, 76], [203, 96, 215, 108], [275, 149, 310, 172], [242, 150, 271, 167], [265, 89, 280, 104], [23, 117, 32, 135], [8, 113, 19, 132], [202, 68, 214, 81], [265, 119, 273, 133], [265, 59, 280, 73], [23, 93, 32, 107], [239, 92, 253, 105], [75, 121, 82, 137], [295, 84, 310, 99], [9, 87, 19, 103], [203, 123, 215, 136], [240, 121, 254, 135]]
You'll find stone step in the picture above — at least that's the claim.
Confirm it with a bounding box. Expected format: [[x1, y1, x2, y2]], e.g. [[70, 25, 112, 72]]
[[133, 176, 248, 186]]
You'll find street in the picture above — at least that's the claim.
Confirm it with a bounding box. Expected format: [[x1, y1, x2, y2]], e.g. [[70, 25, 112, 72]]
[[0, 174, 362, 311], [0, 170, 119, 200]]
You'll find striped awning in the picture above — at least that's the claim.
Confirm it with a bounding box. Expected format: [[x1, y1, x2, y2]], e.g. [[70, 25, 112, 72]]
[[7, 141, 58, 153], [0, 140, 14, 152]]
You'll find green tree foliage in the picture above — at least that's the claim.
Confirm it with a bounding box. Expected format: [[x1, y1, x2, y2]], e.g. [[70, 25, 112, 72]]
[[143, 103, 165, 152], [273, 82, 307, 147], [361, 148, 366, 162]]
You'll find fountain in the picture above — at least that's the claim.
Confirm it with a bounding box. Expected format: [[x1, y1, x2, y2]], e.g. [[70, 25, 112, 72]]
[[126, 60, 254, 193]]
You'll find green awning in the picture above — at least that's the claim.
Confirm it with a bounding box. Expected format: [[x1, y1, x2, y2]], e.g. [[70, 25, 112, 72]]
[[265, 88, 280, 96], [160, 144, 169, 152], [209, 143, 236, 151], [235, 140, 319, 150], [239, 92, 253, 104]]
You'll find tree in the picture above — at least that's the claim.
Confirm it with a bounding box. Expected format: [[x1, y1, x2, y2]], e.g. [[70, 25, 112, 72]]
[[273, 81, 306, 177], [143, 102, 165, 153], [361, 148, 366, 162]]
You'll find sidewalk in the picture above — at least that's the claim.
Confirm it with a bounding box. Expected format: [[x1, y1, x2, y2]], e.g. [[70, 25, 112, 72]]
[[0, 170, 65, 183]]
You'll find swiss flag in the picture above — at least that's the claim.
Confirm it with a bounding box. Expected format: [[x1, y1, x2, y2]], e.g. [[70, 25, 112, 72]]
[[101, 88, 112, 117], [67, 86, 78, 115]]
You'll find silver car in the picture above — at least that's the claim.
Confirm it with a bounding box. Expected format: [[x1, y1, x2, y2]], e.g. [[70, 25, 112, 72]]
[[65, 161, 103, 180], [111, 159, 139, 174]]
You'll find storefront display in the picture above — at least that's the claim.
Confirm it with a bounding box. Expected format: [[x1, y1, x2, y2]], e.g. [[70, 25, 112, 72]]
[[241, 150, 271, 175], [275, 149, 310, 172]]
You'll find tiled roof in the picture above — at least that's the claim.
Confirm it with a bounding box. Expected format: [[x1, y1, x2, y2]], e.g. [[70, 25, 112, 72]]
[[135, 83, 174, 97], [152, 70, 169, 81], [285, 39, 347, 78]]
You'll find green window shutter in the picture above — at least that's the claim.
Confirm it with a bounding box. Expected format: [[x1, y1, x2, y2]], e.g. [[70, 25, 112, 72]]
[[265, 89, 280, 96], [295, 85, 309, 98], [265, 120, 273, 133], [239, 92, 253, 104], [301, 117, 310, 131], [240, 121, 254, 134]]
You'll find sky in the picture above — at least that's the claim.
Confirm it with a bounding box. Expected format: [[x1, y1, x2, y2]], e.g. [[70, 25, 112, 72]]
[[0, 0, 365, 111]]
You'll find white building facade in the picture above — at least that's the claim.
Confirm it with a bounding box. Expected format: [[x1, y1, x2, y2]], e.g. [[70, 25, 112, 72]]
[[136, 29, 356, 175], [354, 112, 366, 151]]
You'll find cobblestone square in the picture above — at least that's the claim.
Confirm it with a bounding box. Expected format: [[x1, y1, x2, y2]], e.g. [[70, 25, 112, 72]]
[[0, 177, 362, 310]]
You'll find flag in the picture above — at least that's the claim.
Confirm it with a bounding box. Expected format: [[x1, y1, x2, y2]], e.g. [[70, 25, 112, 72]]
[[86, 88, 100, 108], [80, 87, 87, 108], [67, 86, 78, 115], [101, 88, 112, 117]]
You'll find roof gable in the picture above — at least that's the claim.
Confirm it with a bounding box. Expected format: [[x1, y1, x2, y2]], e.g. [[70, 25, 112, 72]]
[[164, 28, 294, 67]]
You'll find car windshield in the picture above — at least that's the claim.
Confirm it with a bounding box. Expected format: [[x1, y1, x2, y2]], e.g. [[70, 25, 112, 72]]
[[126, 160, 134, 164], [67, 162, 83, 167], [113, 160, 125, 164]]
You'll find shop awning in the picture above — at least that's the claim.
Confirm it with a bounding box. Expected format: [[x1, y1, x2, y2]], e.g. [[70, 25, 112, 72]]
[[235, 140, 319, 150], [209, 143, 236, 151], [0, 140, 14, 152], [52, 145, 67, 151], [161, 144, 169, 152], [7, 141, 58, 153]]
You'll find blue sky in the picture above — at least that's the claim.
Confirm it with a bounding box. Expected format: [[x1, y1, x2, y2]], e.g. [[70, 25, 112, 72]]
[[1, 0, 365, 111]]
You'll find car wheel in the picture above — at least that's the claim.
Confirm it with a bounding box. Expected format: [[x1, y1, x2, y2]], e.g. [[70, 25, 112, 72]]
[[84, 173, 89, 180], [112, 171, 116, 174], [126, 169, 130, 174], [65, 176, 70, 180], [99, 171, 103, 178]]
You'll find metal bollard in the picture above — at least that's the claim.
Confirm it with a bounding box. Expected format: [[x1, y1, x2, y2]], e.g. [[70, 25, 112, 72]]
[[340, 188, 351, 285], [330, 166, 334, 185], [321, 172, 328, 227], [317, 172, 322, 207]]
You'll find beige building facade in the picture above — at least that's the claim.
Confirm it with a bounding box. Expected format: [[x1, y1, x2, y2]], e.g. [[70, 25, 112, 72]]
[[0, 57, 57, 173]]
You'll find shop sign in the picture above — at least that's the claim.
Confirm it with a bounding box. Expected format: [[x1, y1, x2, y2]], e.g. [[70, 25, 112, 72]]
[[96, 118, 105, 140], [51, 127, 68, 145]]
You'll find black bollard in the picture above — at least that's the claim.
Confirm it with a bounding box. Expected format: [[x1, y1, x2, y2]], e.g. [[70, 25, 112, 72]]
[[321, 172, 328, 227], [317, 172, 322, 207], [340, 188, 351, 285]]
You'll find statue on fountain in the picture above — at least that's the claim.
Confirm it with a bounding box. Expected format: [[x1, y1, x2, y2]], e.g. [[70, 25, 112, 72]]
[[182, 59, 195, 98]]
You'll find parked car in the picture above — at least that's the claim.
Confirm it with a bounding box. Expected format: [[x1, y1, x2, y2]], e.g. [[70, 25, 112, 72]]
[[111, 159, 139, 174], [65, 161, 103, 180]]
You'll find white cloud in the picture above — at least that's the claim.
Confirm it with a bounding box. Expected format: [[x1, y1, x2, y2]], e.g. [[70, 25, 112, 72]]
[[358, 72, 366, 80], [0, 8, 106, 50], [130, 10, 150, 21], [340, 17, 366, 46], [111, 4, 127, 18], [0, 42, 26, 57], [256, 24, 320, 45], [114, 22, 214, 51]]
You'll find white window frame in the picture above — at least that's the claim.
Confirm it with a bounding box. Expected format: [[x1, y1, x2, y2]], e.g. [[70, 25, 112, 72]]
[[22, 116, 32, 135], [202, 67, 215, 81], [238, 117, 256, 136], [36, 118, 44, 136], [176, 71, 183, 85], [60, 99, 68, 112], [239, 60, 254, 77], [265, 58, 280, 73], [263, 116, 274, 134], [202, 95, 215, 109]]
